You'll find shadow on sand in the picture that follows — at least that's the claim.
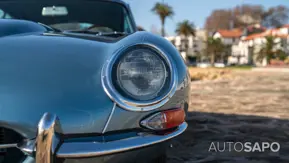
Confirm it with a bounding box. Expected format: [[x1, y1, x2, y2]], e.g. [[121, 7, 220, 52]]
[[167, 111, 289, 163]]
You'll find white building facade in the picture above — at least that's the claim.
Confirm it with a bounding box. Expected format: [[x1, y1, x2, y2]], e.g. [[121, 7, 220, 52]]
[[213, 24, 289, 66], [232, 25, 289, 66], [165, 29, 207, 61]]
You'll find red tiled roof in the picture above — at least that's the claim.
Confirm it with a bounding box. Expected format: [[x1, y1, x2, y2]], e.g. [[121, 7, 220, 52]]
[[282, 24, 289, 28], [244, 32, 267, 41], [217, 29, 243, 38], [244, 29, 289, 41]]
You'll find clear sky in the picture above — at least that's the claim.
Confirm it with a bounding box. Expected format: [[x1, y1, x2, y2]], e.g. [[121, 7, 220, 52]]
[[123, 0, 288, 36]]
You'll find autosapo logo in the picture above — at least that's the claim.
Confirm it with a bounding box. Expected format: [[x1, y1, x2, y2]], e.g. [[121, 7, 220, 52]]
[[208, 142, 280, 152]]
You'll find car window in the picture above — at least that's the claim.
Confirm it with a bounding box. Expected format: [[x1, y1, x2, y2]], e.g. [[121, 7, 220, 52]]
[[124, 8, 134, 33], [0, 1, 136, 33], [0, 9, 12, 19]]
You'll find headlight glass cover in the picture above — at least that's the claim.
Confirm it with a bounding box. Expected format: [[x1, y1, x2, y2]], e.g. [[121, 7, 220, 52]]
[[113, 48, 170, 101]]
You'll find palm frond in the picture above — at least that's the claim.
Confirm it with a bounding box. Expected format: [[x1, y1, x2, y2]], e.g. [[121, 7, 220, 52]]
[[151, 2, 174, 21], [175, 20, 196, 37]]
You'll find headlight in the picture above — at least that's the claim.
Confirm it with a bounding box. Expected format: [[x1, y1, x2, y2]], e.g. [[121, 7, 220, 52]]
[[102, 44, 177, 111], [115, 48, 168, 101]]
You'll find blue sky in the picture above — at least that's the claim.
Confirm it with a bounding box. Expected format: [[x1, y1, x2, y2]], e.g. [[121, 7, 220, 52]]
[[124, 0, 288, 36]]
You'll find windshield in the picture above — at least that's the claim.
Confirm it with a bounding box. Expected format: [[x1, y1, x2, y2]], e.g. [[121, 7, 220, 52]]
[[0, 1, 135, 33]]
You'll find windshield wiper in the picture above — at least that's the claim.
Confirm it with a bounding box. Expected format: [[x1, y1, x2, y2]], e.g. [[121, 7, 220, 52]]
[[97, 31, 127, 37], [66, 30, 99, 35], [66, 30, 127, 37], [37, 22, 61, 32]]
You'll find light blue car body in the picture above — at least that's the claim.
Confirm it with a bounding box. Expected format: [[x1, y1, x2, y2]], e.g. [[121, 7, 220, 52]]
[[0, 1, 190, 163]]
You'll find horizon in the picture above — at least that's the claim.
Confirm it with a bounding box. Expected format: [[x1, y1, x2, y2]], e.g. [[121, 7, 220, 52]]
[[124, 0, 289, 36]]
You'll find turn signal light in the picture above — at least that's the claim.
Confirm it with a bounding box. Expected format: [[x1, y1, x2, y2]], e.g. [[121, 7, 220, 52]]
[[140, 108, 185, 130]]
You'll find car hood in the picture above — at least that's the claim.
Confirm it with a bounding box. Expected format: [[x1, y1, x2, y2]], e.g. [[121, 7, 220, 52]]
[[0, 32, 122, 138]]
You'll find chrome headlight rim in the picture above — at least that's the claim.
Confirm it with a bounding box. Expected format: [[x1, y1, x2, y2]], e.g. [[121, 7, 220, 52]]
[[112, 47, 170, 101], [101, 43, 177, 112]]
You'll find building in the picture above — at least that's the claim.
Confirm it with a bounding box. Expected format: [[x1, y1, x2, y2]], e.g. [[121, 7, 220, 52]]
[[213, 28, 243, 45], [231, 24, 289, 66], [212, 28, 244, 64], [165, 29, 207, 63], [212, 24, 289, 66], [166, 35, 192, 60], [192, 29, 207, 58], [167, 24, 289, 67]]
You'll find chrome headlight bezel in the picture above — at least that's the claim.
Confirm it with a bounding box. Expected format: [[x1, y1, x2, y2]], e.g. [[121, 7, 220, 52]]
[[101, 44, 177, 112]]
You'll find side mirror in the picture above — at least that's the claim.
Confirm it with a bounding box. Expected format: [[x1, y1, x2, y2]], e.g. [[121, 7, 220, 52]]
[[137, 26, 145, 31]]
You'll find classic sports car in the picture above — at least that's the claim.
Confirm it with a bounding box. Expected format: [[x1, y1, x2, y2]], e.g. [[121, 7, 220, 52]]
[[0, 0, 190, 163]]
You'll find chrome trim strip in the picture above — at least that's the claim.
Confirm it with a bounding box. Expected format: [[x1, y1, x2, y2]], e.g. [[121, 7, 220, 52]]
[[101, 43, 178, 112], [140, 112, 164, 130], [102, 103, 117, 133], [17, 139, 35, 155], [57, 122, 187, 158], [17, 122, 187, 158], [0, 143, 17, 149]]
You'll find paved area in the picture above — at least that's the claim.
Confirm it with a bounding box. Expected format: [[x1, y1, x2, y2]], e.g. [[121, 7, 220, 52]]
[[167, 71, 289, 163]]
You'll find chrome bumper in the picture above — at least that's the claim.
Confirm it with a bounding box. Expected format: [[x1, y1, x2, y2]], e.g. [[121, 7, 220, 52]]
[[0, 113, 187, 162]]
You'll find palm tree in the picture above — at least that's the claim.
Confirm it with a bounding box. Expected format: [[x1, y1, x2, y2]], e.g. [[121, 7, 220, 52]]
[[256, 36, 276, 64], [206, 37, 225, 65], [175, 20, 196, 59], [175, 20, 196, 37], [151, 2, 174, 37]]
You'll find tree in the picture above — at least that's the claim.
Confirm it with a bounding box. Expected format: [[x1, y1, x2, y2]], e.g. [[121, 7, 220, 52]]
[[205, 9, 233, 32], [232, 5, 264, 29], [175, 20, 196, 37], [257, 36, 288, 65], [151, 2, 174, 37], [205, 4, 289, 32], [262, 5, 289, 28], [175, 20, 196, 57], [256, 36, 276, 63], [206, 37, 225, 65], [275, 49, 288, 61]]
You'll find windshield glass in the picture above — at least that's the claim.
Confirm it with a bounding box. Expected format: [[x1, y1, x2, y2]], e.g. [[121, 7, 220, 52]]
[[0, 1, 135, 33]]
